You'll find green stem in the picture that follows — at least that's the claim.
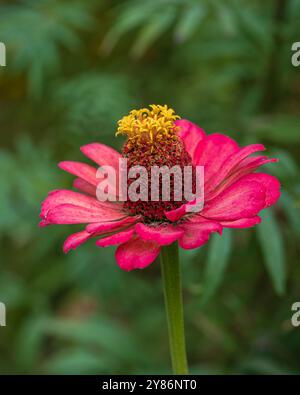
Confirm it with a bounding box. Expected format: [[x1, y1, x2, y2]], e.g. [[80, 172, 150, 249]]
[[160, 242, 189, 375]]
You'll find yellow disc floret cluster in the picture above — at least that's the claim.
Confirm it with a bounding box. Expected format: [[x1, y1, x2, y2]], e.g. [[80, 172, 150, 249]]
[[116, 104, 180, 147]]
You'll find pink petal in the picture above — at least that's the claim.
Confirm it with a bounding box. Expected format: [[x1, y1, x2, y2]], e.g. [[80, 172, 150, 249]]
[[165, 159, 274, 222], [235, 156, 277, 172], [205, 143, 266, 195], [63, 230, 92, 253], [45, 203, 124, 225], [206, 156, 278, 201], [86, 216, 139, 234], [165, 197, 205, 222], [194, 133, 239, 182], [59, 161, 98, 186], [73, 178, 96, 196], [220, 216, 261, 228], [179, 220, 222, 249], [135, 223, 183, 246], [80, 143, 122, 199], [201, 176, 267, 221], [80, 143, 121, 171], [40, 189, 115, 219], [59, 161, 119, 199], [241, 173, 280, 208], [96, 228, 134, 247], [115, 236, 161, 271], [175, 119, 206, 163], [165, 204, 186, 222]]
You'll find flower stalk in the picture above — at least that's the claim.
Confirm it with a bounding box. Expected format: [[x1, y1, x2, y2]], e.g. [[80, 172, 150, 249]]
[[160, 242, 189, 375]]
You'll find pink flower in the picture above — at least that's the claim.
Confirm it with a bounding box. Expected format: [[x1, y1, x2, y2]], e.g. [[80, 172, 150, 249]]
[[40, 105, 280, 271]]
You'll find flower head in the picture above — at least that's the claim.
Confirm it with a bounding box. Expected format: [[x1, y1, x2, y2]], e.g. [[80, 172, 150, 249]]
[[40, 104, 280, 271]]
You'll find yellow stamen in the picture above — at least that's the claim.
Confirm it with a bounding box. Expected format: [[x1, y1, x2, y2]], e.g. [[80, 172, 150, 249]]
[[116, 104, 180, 147]]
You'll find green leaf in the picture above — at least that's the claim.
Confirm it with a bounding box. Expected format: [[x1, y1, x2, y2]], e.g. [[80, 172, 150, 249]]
[[45, 349, 109, 374], [44, 318, 141, 362], [256, 209, 286, 295], [268, 149, 299, 180], [280, 191, 300, 237], [201, 229, 232, 304], [213, 0, 237, 36], [251, 115, 300, 143], [15, 316, 49, 371], [55, 72, 136, 138], [0, 0, 96, 96], [131, 11, 176, 58], [174, 3, 206, 43], [101, 2, 152, 54]]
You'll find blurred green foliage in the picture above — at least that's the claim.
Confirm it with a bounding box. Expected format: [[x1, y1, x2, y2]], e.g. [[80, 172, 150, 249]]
[[0, 0, 300, 374]]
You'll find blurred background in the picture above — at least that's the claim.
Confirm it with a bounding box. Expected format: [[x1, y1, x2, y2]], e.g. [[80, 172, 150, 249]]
[[0, 0, 300, 374]]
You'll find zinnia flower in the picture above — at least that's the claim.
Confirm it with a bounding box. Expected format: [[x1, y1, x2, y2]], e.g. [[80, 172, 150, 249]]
[[40, 105, 280, 271]]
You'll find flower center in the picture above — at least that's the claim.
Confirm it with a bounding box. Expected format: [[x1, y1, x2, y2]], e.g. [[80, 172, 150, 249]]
[[117, 105, 195, 223], [117, 104, 180, 148]]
